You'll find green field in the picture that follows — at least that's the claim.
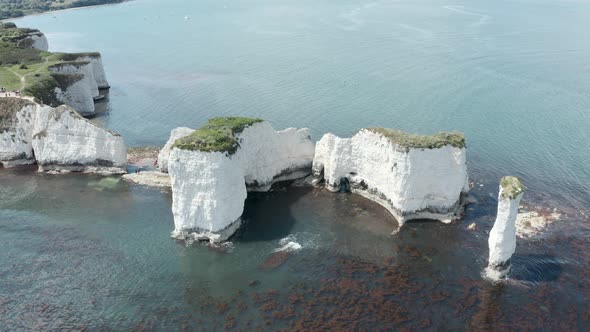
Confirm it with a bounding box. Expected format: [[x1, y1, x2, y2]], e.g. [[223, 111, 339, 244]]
[[0, 24, 97, 105], [0, 66, 21, 90]]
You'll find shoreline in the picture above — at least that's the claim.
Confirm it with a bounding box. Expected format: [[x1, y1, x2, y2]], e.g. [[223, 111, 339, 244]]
[[0, 0, 133, 23]]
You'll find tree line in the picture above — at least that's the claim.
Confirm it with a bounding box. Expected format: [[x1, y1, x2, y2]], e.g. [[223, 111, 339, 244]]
[[0, 0, 125, 20]]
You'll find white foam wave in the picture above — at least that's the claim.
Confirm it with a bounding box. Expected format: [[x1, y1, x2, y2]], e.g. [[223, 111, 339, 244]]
[[274, 235, 302, 253]]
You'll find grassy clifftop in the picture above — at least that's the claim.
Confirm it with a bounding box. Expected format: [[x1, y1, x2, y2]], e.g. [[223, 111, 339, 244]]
[[173, 117, 263, 154], [0, 24, 100, 106], [365, 128, 466, 149]]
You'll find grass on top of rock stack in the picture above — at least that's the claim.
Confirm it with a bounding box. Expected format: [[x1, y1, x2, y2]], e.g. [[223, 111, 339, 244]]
[[500, 176, 524, 199], [365, 128, 466, 149], [173, 117, 263, 154]]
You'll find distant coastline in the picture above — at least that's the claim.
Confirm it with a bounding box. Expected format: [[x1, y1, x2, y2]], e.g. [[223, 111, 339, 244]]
[[0, 0, 132, 21]]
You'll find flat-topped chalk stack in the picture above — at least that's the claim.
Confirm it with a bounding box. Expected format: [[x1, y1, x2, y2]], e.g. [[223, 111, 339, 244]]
[[166, 117, 315, 242], [158, 119, 470, 242], [312, 128, 469, 228]]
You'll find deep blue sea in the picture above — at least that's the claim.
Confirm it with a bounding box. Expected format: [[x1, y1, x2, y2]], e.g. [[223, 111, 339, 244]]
[[2, 0, 590, 329]]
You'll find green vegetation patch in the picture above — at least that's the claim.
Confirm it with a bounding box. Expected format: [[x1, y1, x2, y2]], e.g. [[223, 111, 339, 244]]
[[0, 23, 17, 29], [0, 27, 40, 43], [0, 39, 44, 65], [173, 117, 264, 154], [22, 72, 81, 106], [365, 128, 466, 149], [0, 67, 21, 90], [52, 52, 101, 61], [48, 61, 92, 71], [0, 97, 34, 131], [0, 23, 103, 106], [23, 73, 61, 106], [500, 176, 524, 199]]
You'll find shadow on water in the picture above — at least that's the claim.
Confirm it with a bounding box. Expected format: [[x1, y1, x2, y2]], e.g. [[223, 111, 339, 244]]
[[510, 254, 562, 283], [235, 185, 309, 243]]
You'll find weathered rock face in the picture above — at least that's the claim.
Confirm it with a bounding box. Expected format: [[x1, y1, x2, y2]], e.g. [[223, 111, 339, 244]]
[[15, 30, 48, 51], [0, 98, 126, 174], [0, 99, 37, 167], [487, 176, 524, 280], [49, 62, 99, 116], [168, 119, 315, 242], [75, 55, 110, 89], [158, 127, 194, 173], [32, 106, 126, 174], [312, 128, 469, 228]]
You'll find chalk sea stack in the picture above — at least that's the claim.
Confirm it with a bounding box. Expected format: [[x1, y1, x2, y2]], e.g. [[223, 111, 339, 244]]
[[487, 176, 524, 280], [168, 117, 315, 242], [312, 128, 469, 230]]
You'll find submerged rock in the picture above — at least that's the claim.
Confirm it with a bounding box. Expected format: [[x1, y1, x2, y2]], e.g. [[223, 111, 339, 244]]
[[0, 98, 126, 174], [516, 208, 561, 238], [168, 117, 315, 242], [486, 176, 524, 280], [312, 128, 469, 229], [88, 177, 122, 191]]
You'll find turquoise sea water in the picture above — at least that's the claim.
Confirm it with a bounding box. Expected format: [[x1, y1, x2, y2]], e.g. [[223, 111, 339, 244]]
[[2, 0, 590, 329]]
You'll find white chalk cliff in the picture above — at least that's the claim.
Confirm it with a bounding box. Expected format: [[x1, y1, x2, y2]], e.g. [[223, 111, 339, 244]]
[[30, 33, 48, 51], [49, 62, 100, 116], [0, 101, 37, 167], [487, 176, 524, 280], [15, 29, 49, 51], [312, 128, 469, 228], [168, 119, 315, 242], [0, 98, 126, 174], [158, 127, 194, 173], [74, 54, 110, 89]]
